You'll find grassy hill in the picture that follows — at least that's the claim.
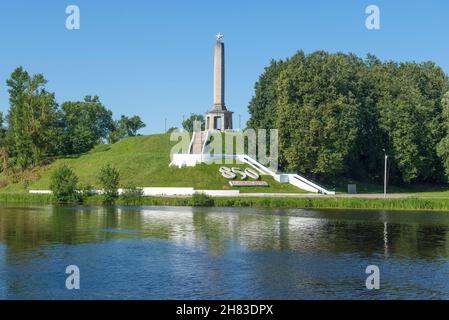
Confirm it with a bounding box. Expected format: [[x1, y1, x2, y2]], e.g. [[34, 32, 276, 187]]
[[0, 134, 304, 194]]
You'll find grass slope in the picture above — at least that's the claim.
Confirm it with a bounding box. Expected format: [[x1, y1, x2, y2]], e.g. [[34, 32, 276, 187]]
[[0, 134, 304, 194]]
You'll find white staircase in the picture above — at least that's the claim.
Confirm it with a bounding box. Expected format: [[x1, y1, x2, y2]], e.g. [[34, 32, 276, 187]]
[[190, 132, 205, 154]]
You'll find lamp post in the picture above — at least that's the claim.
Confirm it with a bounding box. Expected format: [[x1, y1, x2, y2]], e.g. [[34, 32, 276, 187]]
[[383, 149, 388, 198]]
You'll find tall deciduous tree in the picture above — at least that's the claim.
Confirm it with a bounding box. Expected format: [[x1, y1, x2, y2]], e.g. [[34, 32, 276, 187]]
[[437, 92, 449, 179], [373, 62, 448, 182], [276, 51, 363, 178], [247, 59, 287, 130], [6, 67, 61, 169], [0, 112, 10, 173]]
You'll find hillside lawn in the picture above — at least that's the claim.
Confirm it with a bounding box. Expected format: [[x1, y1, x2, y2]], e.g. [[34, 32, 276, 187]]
[[0, 134, 304, 194]]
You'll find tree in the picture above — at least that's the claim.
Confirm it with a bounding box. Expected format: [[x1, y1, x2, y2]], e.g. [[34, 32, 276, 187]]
[[247, 51, 449, 183], [109, 115, 145, 143], [276, 52, 364, 179], [98, 164, 120, 204], [0, 113, 6, 141], [6, 67, 62, 169], [247, 59, 287, 130], [120, 115, 145, 136], [0, 112, 10, 173], [50, 165, 80, 203], [61, 96, 113, 154], [182, 114, 204, 132], [373, 62, 448, 182], [437, 92, 449, 180]]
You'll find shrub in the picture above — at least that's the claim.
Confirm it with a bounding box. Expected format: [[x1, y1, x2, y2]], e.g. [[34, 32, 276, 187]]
[[98, 164, 120, 204], [191, 192, 214, 207], [121, 186, 143, 205], [50, 165, 80, 203]]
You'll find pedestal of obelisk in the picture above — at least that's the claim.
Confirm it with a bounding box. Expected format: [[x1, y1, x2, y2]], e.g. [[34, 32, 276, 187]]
[[206, 33, 233, 131]]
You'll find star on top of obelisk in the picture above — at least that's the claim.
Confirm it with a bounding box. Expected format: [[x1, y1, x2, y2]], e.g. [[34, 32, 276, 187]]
[[215, 32, 224, 42]]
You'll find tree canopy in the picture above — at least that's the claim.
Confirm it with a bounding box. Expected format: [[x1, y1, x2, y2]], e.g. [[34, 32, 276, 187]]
[[6, 67, 61, 168], [247, 51, 449, 184], [109, 115, 146, 143], [182, 114, 205, 132], [61, 96, 113, 155]]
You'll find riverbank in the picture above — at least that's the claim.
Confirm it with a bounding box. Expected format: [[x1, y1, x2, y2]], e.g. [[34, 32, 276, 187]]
[[113, 196, 449, 211], [1, 193, 449, 211]]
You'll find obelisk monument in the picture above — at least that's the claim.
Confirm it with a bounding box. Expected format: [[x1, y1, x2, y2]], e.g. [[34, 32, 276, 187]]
[[206, 33, 233, 131]]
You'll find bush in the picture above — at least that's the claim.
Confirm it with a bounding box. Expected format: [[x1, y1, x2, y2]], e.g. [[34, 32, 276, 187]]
[[121, 186, 143, 205], [191, 192, 214, 207], [98, 164, 120, 204], [50, 165, 80, 203]]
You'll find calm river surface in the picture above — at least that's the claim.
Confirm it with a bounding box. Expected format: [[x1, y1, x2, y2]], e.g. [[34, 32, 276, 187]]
[[0, 205, 449, 299]]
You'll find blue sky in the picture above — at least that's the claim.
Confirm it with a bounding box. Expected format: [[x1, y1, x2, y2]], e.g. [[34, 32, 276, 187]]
[[0, 0, 448, 134]]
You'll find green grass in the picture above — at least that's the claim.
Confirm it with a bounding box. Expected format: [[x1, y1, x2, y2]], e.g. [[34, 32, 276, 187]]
[[209, 197, 449, 211], [0, 193, 53, 204], [1, 192, 449, 211], [4, 193, 446, 211], [110, 196, 449, 211], [0, 133, 304, 194], [411, 190, 449, 198]]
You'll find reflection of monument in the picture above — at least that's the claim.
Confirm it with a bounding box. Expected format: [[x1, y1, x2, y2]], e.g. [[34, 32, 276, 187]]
[[205, 33, 233, 131]]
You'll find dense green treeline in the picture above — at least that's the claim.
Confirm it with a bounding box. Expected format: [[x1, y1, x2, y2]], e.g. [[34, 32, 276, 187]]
[[0, 67, 145, 173], [248, 51, 449, 184]]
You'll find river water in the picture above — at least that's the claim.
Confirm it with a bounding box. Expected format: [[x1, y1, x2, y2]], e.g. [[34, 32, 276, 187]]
[[0, 205, 448, 299]]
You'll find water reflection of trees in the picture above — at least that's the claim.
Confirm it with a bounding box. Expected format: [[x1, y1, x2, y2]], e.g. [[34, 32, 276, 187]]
[[0, 206, 448, 260], [0, 206, 147, 251]]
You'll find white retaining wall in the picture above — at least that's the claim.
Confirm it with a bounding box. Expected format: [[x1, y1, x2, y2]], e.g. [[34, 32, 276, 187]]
[[140, 187, 194, 196], [29, 190, 52, 194], [29, 188, 240, 197], [196, 190, 240, 196]]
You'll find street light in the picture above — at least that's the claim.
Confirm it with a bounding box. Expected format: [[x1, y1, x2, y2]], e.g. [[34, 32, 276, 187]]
[[382, 149, 388, 198]]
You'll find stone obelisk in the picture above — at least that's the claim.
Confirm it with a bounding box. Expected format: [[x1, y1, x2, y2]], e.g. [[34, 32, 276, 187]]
[[213, 34, 225, 110], [206, 33, 233, 131]]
